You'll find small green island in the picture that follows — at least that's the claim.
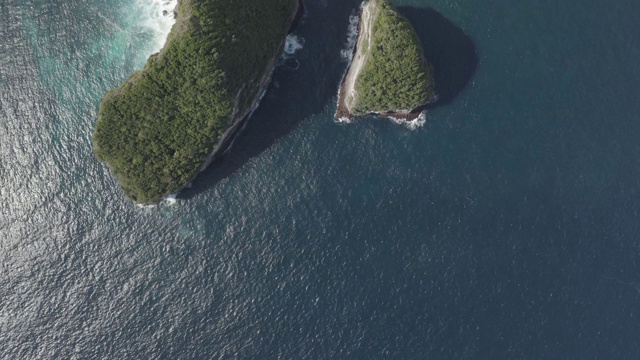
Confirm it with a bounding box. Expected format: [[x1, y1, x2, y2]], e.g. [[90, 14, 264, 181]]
[[93, 0, 300, 204], [336, 0, 435, 121]]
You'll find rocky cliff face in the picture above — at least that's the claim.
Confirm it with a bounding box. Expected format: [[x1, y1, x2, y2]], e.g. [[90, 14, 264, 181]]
[[173, 0, 303, 198], [195, 36, 290, 174]]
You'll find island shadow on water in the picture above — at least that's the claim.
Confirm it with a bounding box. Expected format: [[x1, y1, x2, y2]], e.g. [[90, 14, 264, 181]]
[[178, 0, 364, 201], [179, 3, 477, 201], [397, 6, 479, 110]]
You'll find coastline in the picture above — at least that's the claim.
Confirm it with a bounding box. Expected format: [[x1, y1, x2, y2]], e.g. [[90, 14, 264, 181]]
[[334, 9, 359, 122], [335, 2, 370, 121], [167, 0, 304, 201], [335, 0, 428, 122]]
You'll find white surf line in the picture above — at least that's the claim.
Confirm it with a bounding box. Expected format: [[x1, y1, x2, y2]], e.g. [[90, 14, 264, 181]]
[[387, 111, 427, 130], [282, 34, 305, 59], [340, 11, 361, 62], [138, 0, 179, 52], [342, 0, 379, 112]]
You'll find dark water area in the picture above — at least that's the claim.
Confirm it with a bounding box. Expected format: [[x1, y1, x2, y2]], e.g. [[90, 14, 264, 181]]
[[182, 0, 364, 199], [399, 6, 478, 108], [2, 0, 640, 358]]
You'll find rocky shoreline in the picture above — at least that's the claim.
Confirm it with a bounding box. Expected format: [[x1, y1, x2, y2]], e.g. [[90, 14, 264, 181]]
[[335, 2, 370, 121], [335, 0, 430, 122]]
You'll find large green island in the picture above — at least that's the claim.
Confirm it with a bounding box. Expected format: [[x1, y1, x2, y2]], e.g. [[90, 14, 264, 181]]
[[93, 0, 300, 204], [336, 0, 435, 121]]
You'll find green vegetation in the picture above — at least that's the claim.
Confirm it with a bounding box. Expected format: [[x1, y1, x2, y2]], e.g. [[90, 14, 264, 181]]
[[93, 0, 298, 204], [353, 0, 434, 115]]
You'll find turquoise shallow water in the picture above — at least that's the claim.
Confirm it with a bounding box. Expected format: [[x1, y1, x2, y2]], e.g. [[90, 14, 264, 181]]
[[2, 0, 640, 358]]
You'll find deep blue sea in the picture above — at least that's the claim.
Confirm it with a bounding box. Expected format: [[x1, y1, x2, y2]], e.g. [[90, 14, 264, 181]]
[[2, 0, 640, 358]]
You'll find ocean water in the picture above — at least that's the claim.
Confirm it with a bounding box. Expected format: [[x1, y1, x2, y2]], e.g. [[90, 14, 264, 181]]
[[2, 0, 640, 358]]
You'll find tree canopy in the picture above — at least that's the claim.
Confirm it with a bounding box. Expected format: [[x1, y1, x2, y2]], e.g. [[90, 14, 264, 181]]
[[93, 0, 298, 204], [353, 0, 434, 115]]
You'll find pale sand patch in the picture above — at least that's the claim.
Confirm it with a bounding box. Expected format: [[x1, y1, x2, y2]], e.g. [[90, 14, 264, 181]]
[[342, 0, 379, 112]]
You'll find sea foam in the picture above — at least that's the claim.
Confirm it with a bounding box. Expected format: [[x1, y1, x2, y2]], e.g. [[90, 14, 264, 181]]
[[387, 112, 427, 130], [283, 34, 305, 59], [162, 193, 178, 206], [135, 0, 178, 54], [340, 9, 361, 62]]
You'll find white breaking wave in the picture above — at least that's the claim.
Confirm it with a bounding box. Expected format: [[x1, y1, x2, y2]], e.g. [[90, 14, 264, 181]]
[[283, 34, 305, 59], [335, 116, 353, 124], [387, 111, 427, 130], [162, 193, 178, 206], [136, 203, 157, 209], [340, 7, 362, 62], [335, 112, 427, 129], [134, 192, 177, 208], [135, 0, 178, 54]]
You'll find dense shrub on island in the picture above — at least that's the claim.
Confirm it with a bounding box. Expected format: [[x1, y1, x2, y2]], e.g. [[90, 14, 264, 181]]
[[93, 0, 298, 204], [341, 0, 435, 117]]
